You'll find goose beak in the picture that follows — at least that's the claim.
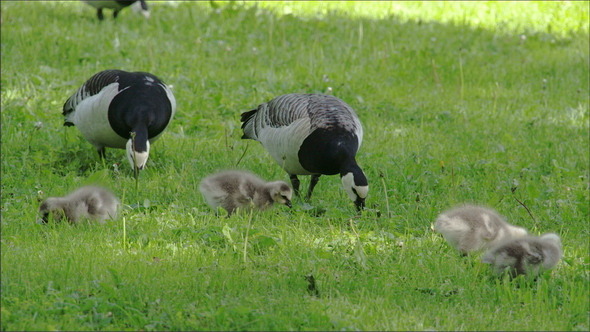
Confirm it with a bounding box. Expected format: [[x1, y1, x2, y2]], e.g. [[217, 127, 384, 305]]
[[285, 200, 292, 208], [354, 197, 365, 211], [133, 165, 142, 181]]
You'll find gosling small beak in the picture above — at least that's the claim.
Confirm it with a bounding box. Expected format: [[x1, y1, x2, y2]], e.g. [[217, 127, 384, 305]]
[[285, 200, 292, 208], [354, 197, 365, 212]]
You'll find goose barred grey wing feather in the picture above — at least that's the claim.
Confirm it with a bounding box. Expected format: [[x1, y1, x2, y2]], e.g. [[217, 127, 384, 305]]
[[63, 70, 124, 125], [241, 93, 363, 143]]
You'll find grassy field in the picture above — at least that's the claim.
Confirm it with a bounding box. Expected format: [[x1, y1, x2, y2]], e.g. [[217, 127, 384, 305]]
[[1, 1, 589, 331]]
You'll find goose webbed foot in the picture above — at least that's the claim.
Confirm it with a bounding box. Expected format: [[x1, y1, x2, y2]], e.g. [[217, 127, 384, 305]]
[[289, 174, 301, 197], [306, 174, 321, 201], [97, 147, 106, 159]]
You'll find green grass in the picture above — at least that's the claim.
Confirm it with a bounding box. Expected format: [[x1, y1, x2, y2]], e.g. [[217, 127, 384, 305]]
[[1, 1, 589, 331]]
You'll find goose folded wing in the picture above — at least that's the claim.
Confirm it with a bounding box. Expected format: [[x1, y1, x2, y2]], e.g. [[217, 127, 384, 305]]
[[62, 70, 124, 116]]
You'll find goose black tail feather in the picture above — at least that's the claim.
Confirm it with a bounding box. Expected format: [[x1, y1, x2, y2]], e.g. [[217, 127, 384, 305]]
[[240, 109, 258, 139], [240, 109, 257, 126], [63, 102, 75, 126], [62, 101, 73, 116]]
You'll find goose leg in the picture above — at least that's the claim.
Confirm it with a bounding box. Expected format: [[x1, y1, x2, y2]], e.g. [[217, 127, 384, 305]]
[[306, 174, 321, 200], [97, 147, 106, 159], [289, 174, 301, 197], [113, 9, 120, 19], [97, 9, 104, 20]]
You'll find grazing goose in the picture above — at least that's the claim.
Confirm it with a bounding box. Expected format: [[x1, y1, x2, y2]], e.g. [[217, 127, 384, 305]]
[[240, 93, 368, 211], [38, 186, 119, 224], [63, 69, 176, 171], [482, 233, 562, 277], [83, 0, 150, 20], [199, 170, 293, 216], [434, 205, 528, 255]]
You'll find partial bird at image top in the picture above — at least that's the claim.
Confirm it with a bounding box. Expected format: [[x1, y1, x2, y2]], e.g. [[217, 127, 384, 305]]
[[83, 0, 149, 20]]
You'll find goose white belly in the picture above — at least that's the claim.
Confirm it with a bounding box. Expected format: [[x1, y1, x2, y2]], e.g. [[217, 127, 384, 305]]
[[257, 118, 313, 175], [69, 83, 127, 149]]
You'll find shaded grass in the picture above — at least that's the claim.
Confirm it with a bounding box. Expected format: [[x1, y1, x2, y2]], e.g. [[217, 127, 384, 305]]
[[1, 1, 589, 331]]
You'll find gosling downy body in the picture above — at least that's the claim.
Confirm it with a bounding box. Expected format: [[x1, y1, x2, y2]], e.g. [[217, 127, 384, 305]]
[[434, 205, 528, 254], [199, 170, 292, 215], [39, 186, 119, 224], [482, 233, 562, 277]]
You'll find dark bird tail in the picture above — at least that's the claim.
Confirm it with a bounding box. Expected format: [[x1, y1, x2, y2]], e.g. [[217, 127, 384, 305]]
[[240, 109, 258, 139]]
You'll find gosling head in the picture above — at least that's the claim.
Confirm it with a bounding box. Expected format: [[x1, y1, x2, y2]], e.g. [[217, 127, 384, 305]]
[[38, 198, 65, 223], [341, 167, 369, 211], [540, 233, 561, 247], [267, 181, 293, 208]]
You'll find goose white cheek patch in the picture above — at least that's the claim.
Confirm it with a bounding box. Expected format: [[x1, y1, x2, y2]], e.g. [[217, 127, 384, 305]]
[[130, 151, 149, 170], [126, 140, 150, 169], [355, 185, 369, 199], [341, 173, 357, 201], [341, 173, 368, 201]]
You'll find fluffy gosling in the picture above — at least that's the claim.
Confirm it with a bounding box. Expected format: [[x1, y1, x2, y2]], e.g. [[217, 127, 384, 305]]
[[482, 233, 562, 277], [199, 170, 292, 215], [434, 205, 528, 254], [38, 186, 119, 224]]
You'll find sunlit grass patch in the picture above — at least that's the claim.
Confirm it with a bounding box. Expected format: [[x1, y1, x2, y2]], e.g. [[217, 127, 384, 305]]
[[1, 0, 588, 331], [232, 1, 589, 36]]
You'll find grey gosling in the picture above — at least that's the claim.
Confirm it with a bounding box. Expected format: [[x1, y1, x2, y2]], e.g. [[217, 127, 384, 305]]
[[38, 186, 119, 224], [434, 205, 528, 254], [482, 233, 562, 277], [199, 170, 292, 215]]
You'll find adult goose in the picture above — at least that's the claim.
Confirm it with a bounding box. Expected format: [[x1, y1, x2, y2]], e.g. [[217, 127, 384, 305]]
[[241, 93, 368, 211], [63, 69, 176, 171], [83, 0, 149, 20]]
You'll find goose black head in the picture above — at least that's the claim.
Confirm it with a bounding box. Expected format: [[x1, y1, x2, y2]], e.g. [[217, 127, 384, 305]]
[[341, 166, 368, 211]]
